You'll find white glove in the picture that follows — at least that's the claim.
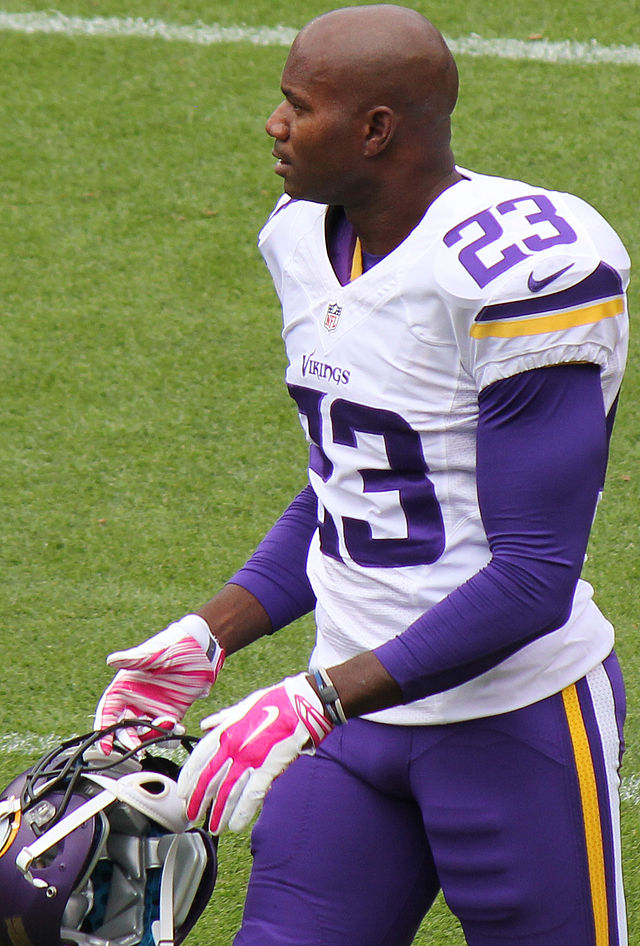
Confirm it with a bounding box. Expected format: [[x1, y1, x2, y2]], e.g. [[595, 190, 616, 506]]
[[177, 673, 333, 835], [94, 614, 225, 755]]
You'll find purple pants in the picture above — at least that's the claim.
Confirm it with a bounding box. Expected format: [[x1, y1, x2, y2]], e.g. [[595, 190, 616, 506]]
[[234, 654, 626, 945]]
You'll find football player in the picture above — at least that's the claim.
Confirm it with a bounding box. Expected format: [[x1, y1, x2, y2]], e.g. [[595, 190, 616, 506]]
[[95, 6, 630, 944]]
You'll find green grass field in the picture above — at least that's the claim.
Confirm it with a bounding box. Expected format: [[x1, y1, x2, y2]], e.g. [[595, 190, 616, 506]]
[[0, 1, 638, 942]]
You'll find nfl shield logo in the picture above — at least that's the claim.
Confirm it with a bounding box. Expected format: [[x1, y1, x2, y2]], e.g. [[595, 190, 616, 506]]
[[324, 302, 342, 333]]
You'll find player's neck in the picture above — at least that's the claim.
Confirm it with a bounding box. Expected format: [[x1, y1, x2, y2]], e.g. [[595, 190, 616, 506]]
[[345, 167, 464, 256]]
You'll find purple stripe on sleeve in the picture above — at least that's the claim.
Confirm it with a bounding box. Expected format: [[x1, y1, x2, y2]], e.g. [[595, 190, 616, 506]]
[[376, 363, 610, 702], [230, 485, 318, 632], [474, 262, 623, 323]]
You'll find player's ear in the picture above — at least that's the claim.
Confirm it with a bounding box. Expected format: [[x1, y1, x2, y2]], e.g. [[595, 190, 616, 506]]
[[363, 106, 396, 157]]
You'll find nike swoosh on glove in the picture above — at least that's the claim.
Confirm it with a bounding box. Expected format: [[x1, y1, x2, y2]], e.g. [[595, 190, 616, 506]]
[[177, 673, 333, 835], [94, 614, 225, 755]]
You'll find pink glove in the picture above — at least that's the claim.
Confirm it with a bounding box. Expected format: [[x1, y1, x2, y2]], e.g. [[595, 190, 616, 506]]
[[94, 614, 225, 755], [177, 673, 333, 835]]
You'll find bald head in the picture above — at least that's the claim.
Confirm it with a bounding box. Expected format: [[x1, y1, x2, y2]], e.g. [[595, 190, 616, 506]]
[[266, 4, 460, 224], [293, 5, 458, 124]]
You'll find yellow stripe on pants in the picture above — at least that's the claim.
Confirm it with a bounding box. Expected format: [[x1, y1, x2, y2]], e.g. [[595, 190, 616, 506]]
[[562, 682, 609, 945]]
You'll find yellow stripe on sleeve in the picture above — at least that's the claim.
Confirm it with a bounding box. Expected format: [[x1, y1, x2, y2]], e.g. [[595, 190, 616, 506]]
[[562, 683, 609, 945], [470, 296, 624, 339]]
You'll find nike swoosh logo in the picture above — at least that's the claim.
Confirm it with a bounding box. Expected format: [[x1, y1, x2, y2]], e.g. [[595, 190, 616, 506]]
[[239, 705, 280, 753], [527, 263, 575, 293]]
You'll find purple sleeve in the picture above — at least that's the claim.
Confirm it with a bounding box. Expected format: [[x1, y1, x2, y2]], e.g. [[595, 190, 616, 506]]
[[375, 363, 609, 702], [229, 485, 318, 632]]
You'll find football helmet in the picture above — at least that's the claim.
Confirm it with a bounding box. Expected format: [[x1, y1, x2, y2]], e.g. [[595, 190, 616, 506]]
[[0, 722, 217, 946]]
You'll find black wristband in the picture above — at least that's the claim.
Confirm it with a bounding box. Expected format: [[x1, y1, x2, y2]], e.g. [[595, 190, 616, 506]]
[[313, 668, 347, 725]]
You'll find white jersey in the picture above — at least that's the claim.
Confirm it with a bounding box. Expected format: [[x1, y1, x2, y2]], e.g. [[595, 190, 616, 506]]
[[258, 167, 630, 724]]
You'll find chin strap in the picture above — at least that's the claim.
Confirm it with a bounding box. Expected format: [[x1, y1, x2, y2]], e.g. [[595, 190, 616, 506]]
[[16, 790, 117, 893]]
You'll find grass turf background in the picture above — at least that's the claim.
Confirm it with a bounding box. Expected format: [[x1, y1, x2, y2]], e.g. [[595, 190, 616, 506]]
[[0, 3, 638, 942]]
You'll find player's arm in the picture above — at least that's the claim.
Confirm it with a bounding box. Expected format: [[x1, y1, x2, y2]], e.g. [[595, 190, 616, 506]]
[[372, 359, 609, 702]]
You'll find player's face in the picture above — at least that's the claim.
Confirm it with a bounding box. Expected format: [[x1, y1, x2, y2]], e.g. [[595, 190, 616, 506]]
[[266, 47, 367, 206]]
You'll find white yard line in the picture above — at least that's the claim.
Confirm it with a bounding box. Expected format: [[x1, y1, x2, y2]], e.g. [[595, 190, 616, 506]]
[[0, 731, 62, 754], [0, 10, 638, 65], [620, 772, 640, 806], [0, 730, 188, 763]]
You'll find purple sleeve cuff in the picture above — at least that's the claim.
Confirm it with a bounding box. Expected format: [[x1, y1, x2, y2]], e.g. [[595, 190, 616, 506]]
[[376, 363, 609, 702], [230, 485, 318, 632]]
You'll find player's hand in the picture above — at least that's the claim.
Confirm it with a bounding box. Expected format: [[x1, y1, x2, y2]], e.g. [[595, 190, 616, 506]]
[[177, 673, 333, 835], [94, 614, 225, 755]]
